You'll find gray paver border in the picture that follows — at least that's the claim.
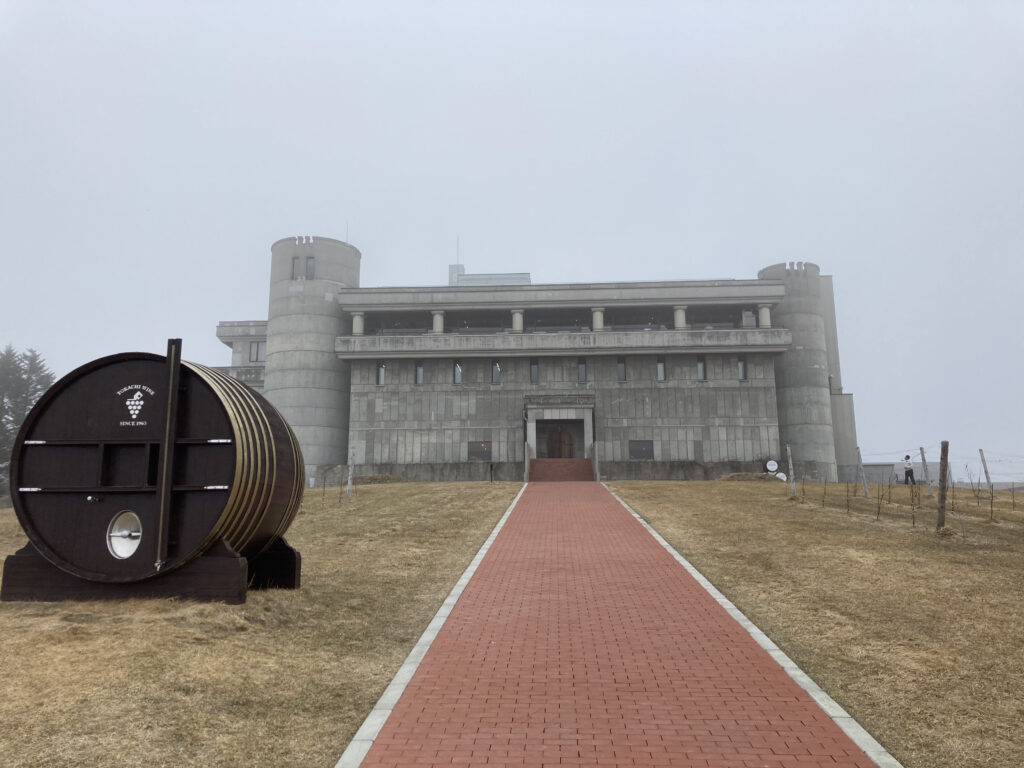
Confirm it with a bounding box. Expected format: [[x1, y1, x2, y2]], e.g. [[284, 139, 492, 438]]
[[334, 483, 529, 768], [604, 483, 905, 768]]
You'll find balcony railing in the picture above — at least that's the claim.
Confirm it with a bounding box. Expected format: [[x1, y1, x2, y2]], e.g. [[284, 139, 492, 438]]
[[215, 365, 265, 388], [336, 327, 792, 359], [371, 321, 753, 336]]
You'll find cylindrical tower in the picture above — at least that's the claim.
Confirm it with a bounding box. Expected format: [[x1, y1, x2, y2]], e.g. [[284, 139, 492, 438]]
[[758, 262, 837, 481], [263, 236, 361, 482]]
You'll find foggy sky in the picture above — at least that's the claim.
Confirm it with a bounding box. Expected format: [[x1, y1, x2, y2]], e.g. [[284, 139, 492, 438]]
[[2, 1, 1022, 480]]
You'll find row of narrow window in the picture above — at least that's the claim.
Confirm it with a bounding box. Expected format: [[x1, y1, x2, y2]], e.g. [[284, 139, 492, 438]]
[[291, 256, 316, 280], [376, 356, 748, 385]]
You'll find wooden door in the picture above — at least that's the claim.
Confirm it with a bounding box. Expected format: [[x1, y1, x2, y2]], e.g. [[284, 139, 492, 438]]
[[559, 429, 574, 458], [546, 427, 574, 458]]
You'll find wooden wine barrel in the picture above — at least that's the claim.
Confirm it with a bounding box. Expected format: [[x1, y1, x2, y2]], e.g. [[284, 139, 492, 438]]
[[9, 346, 304, 584]]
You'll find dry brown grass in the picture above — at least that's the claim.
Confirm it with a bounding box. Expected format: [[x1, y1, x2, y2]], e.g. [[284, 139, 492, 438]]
[[4, 479, 1023, 767], [608, 479, 1024, 768], [0, 482, 519, 768]]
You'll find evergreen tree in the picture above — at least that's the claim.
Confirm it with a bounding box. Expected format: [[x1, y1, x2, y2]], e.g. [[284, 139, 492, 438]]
[[0, 346, 55, 501]]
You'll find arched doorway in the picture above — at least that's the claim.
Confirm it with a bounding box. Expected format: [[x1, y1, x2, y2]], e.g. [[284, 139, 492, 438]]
[[546, 426, 574, 458]]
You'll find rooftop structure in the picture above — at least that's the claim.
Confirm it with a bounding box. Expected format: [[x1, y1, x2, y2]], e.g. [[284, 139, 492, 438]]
[[448, 264, 531, 286]]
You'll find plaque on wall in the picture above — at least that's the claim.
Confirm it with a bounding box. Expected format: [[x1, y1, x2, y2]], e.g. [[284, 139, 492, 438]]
[[468, 441, 492, 461], [628, 440, 654, 461]]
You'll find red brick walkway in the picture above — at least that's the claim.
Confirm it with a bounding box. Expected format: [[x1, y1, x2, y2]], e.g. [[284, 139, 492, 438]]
[[355, 482, 878, 767]]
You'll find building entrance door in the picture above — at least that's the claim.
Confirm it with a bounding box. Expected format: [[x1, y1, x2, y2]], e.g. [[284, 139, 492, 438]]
[[546, 426, 575, 458], [525, 397, 594, 464]]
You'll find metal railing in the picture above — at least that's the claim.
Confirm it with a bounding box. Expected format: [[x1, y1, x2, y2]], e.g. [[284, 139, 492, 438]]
[[215, 366, 265, 386]]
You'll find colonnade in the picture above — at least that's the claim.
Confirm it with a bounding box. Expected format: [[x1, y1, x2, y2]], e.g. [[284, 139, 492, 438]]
[[348, 305, 772, 336]]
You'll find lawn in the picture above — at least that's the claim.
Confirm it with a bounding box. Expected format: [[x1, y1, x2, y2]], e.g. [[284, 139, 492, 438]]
[[0, 482, 520, 768], [609, 478, 1024, 768], [2, 478, 1022, 767]]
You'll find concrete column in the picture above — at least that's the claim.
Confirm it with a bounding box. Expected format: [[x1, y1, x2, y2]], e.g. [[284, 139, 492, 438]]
[[591, 307, 605, 331], [673, 305, 688, 329], [431, 310, 445, 334], [526, 417, 537, 459], [511, 309, 524, 332], [351, 311, 365, 336], [758, 304, 771, 328]]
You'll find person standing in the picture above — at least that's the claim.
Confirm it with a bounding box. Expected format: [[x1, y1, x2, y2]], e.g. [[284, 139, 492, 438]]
[[903, 455, 916, 485]]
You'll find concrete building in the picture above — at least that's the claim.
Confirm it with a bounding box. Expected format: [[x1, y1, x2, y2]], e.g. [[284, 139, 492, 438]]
[[216, 236, 859, 483]]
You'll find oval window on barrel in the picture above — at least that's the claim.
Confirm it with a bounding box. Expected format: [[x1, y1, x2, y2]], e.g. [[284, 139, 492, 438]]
[[106, 510, 142, 559]]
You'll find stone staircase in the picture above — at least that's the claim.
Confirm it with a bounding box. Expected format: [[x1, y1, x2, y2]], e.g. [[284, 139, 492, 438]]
[[529, 458, 595, 482]]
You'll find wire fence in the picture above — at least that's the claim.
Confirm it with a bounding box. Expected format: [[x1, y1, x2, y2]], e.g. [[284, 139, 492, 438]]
[[859, 444, 1024, 485]]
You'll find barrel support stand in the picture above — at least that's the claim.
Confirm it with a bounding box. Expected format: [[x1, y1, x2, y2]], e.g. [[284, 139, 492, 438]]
[[1, 538, 300, 604], [247, 538, 301, 590]]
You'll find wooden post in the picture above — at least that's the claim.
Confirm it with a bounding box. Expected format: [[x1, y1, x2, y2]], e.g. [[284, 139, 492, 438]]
[[919, 446, 933, 493], [346, 449, 355, 499], [786, 444, 797, 496], [936, 440, 949, 530], [154, 338, 183, 572], [857, 446, 870, 499], [979, 449, 994, 499]]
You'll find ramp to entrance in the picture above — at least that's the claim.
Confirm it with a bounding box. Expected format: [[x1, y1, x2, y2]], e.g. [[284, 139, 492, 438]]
[[529, 458, 594, 482], [339, 482, 896, 768]]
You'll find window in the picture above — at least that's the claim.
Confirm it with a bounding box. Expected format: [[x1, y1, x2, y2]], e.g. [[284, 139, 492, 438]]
[[617, 356, 627, 382], [656, 356, 666, 382], [453, 360, 463, 384], [737, 356, 747, 381], [291, 256, 300, 279], [629, 440, 654, 460], [530, 358, 539, 384], [577, 357, 587, 383], [305, 256, 316, 280], [376, 361, 386, 385], [249, 340, 266, 363], [491, 359, 502, 385], [742, 310, 757, 328], [697, 356, 706, 381], [414, 360, 424, 386]]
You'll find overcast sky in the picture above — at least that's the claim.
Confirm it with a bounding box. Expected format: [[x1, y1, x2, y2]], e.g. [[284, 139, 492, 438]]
[[2, 1, 1022, 480]]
